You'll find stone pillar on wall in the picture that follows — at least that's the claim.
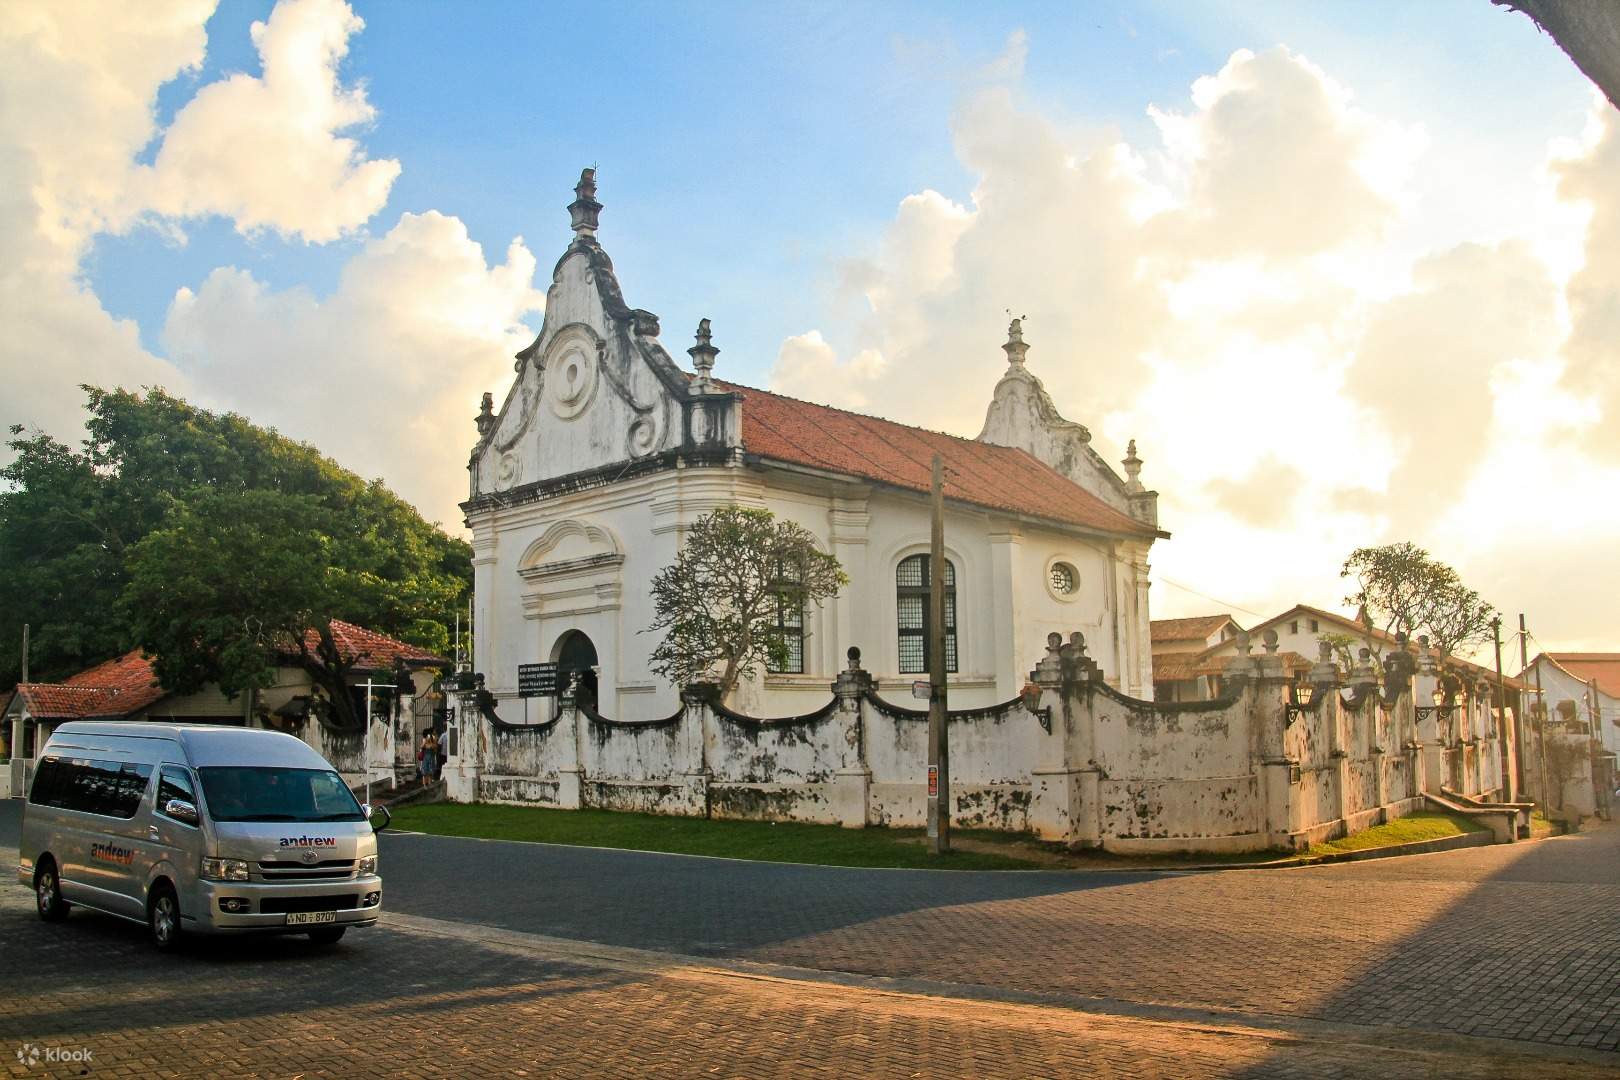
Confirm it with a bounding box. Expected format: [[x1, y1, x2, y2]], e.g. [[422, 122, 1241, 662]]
[[679, 683, 712, 818], [1312, 642, 1349, 828], [829, 647, 872, 828], [1251, 631, 1297, 848], [555, 674, 584, 809], [1029, 633, 1088, 846], [1351, 649, 1386, 807], [1413, 640, 1445, 794]]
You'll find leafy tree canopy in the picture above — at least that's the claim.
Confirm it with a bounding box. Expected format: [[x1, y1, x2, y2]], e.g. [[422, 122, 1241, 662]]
[[1, 387, 469, 707], [1340, 541, 1496, 660], [646, 507, 847, 699]]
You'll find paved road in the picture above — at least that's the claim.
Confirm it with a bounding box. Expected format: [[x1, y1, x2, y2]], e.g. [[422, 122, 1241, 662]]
[[0, 888, 1609, 1079], [365, 820, 1620, 1055], [3, 799, 1618, 1076]]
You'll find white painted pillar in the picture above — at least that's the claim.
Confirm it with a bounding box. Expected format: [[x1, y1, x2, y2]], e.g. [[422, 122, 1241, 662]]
[[987, 525, 1022, 700]]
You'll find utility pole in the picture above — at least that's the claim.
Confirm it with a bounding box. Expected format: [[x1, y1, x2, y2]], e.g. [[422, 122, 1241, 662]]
[[927, 453, 950, 855], [21, 623, 29, 684], [1516, 614, 1530, 799], [1492, 617, 1510, 801]]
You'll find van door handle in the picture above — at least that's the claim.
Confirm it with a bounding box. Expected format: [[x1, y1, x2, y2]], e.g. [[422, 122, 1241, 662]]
[[148, 826, 161, 841]]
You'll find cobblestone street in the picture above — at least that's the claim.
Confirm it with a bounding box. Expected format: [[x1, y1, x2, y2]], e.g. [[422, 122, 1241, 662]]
[[2, 800, 1617, 1078]]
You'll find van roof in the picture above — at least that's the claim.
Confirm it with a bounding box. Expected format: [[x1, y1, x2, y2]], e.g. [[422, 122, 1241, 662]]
[[49, 722, 333, 770]]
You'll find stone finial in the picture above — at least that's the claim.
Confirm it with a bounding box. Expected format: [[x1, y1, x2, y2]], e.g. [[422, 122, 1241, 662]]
[[1031, 632, 1065, 686], [1262, 628, 1279, 655], [1122, 440, 1144, 493], [475, 391, 495, 438], [568, 168, 602, 236], [1002, 317, 1030, 367], [1236, 630, 1252, 657], [688, 318, 719, 389], [846, 646, 863, 672], [1318, 640, 1333, 662]]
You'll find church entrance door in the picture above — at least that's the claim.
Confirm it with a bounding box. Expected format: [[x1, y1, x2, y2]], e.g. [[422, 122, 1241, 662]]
[[555, 631, 599, 713]]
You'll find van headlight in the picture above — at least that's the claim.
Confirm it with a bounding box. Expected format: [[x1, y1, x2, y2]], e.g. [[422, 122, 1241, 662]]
[[356, 855, 377, 875], [201, 858, 250, 882]]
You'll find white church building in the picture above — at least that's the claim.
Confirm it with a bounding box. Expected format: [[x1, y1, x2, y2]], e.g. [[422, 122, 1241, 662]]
[[464, 171, 1167, 720]]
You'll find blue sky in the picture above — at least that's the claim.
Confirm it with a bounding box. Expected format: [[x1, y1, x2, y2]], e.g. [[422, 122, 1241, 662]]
[[84, 0, 1590, 381], [5, 0, 1617, 650]]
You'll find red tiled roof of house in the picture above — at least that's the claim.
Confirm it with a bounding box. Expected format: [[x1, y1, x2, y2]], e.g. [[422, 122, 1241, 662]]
[[1153, 649, 1310, 683], [286, 619, 449, 672], [14, 650, 166, 720], [10, 623, 447, 721], [719, 382, 1161, 538], [1542, 653, 1620, 699], [1241, 604, 1526, 691], [1151, 615, 1238, 644]]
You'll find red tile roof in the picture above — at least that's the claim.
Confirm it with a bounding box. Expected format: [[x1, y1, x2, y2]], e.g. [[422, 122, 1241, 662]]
[[14, 650, 167, 720], [10, 623, 446, 721], [1542, 653, 1620, 699], [720, 382, 1160, 538], [286, 619, 448, 672], [1154, 649, 1310, 683], [1152, 615, 1239, 644]]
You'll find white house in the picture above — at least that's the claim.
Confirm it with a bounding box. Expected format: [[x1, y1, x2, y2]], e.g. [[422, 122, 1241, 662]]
[[1519, 652, 1620, 757], [463, 170, 1168, 720]]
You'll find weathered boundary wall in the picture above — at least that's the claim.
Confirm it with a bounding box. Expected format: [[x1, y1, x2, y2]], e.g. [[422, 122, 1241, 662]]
[[453, 633, 1513, 853]]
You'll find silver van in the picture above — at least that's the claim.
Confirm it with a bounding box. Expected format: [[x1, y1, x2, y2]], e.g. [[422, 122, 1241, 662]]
[[16, 722, 387, 950]]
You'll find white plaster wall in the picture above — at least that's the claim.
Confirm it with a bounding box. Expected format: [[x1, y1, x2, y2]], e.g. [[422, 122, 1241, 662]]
[[474, 460, 1150, 724], [1529, 658, 1620, 756]]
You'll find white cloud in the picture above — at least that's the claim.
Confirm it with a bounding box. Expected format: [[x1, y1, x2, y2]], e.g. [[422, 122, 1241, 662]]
[[771, 41, 1613, 649], [0, 0, 412, 488], [164, 212, 543, 525], [0, 1, 213, 440], [770, 332, 886, 411], [126, 0, 400, 242]]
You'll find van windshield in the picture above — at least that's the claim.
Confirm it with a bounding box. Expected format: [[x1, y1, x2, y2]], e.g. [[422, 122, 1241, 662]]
[[197, 767, 365, 823]]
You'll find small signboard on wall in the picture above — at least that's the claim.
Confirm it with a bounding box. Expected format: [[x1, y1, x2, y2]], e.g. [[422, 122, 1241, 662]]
[[517, 663, 559, 698]]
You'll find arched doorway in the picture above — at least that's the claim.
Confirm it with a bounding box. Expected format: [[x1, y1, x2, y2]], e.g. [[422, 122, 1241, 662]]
[[554, 630, 599, 712]]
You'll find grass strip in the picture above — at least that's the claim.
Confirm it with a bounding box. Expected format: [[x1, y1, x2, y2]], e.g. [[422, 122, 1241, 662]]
[[390, 802, 1042, 870], [1308, 810, 1486, 856]]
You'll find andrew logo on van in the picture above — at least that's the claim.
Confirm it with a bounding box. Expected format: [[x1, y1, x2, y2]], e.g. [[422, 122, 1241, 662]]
[[277, 836, 338, 848], [90, 843, 135, 866]]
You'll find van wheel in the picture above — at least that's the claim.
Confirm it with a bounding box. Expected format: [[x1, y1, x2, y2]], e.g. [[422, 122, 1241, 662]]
[[148, 883, 183, 952], [35, 859, 69, 922], [307, 926, 346, 946]]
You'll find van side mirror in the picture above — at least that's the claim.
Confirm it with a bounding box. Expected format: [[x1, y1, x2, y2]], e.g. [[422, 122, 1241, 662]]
[[364, 803, 391, 832], [164, 798, 199, 825]]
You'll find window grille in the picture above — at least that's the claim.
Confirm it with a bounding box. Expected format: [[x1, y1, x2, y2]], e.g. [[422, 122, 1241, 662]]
[[765, 559, 805, 674], [896, 554, 957, 674]]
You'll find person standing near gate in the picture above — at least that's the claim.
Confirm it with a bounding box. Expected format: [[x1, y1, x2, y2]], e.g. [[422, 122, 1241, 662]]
[[418, 730, 439, 786]]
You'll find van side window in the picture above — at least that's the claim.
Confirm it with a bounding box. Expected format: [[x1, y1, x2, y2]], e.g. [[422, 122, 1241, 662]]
[[37, 758, 153, 819], [27, 757, 64, 806], [157, 767, 197, 823]]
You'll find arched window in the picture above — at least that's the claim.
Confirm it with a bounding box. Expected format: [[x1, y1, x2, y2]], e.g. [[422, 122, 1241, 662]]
[[896, 554, 956, 674], [765, 559, 805, 674]]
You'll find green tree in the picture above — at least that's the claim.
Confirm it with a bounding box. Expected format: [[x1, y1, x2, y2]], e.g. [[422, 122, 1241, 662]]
[[646, 507, 847, 699], [121, 489, 462, 728], [1340, 541, 1496, 661], [1, 386, 470, 692]]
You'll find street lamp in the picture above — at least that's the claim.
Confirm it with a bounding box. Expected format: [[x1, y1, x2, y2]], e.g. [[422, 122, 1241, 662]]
[[1285, 681, 1316, 726]]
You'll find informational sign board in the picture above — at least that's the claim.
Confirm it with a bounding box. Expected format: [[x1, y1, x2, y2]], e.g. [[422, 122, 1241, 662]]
[[912, 680, 931, 701], [927, 764, 939, 799], [517, 662, 558, 698]]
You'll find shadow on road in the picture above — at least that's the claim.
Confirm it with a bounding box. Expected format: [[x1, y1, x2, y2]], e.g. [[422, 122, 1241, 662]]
[[1230, 823, 1620, 1072]]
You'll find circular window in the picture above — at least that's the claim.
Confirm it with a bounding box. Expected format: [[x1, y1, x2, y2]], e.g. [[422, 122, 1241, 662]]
[[1049, 562, 1077, 596]]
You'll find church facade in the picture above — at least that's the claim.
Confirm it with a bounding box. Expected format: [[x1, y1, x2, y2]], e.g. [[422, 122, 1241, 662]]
[[464, 171, 1167, 720]]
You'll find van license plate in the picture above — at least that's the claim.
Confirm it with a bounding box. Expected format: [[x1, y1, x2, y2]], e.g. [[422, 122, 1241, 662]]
[[285, 911, 337, 925]]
